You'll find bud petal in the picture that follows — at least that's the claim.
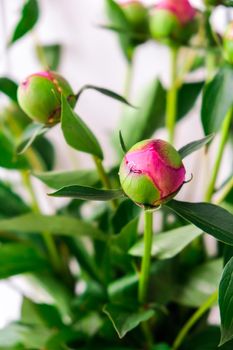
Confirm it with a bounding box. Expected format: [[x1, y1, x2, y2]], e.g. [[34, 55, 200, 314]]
[[120, 0, 148, 28], [17, 71, 75, 125], [119, 139, 186, 207]]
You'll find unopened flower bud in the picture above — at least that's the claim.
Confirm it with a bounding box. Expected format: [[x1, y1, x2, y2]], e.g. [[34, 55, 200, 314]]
[[120, 1, 148, 30], [149, 0, 196, 43], [223, 22, 233, 65], [17, 71, 75, 126], [119, 139, 186, 207], [204, 0, 222, 6]]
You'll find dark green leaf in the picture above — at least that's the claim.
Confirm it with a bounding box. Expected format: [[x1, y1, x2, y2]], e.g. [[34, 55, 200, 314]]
[[32, 136, 55, 171], [112, 199, 140, 233], [177, 81, 204, 120], [117, 79, 166, 150], [61, 95, 103, 159], [0, 213, 105, 240], [76, 85, 134, 107], [35, 44, 61, 70], [129, 225, 202, 259], [201, 65, 233, 135], [219, 256, 233, 345], [0, 77, 18, 103], [153, 345, 171, 350], [112, 217, 139, 253], [173, 259, 222, 307], [103, 303, 155, 338], [0, 181, 29, 218], [119, 130, 127, 153], [10, 0, 39, 45], [0, 322, 52, 349], [108, 274, 138, 304], [0, 129, 29, 169], [49, 185, 125, 201], [165, 200, 233, 246], [34, 169, 99, 189], [17, 123, 48, 154], [178, 134, 214, 159], [105, 0, 133, 61], [183, 326, 233, 350], [0, 244, 47, 279]]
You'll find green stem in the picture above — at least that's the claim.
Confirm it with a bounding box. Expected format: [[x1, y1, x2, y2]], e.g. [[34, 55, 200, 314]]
[[21, 171, 61, 272], [166, 46, 179, 144], [124, 60, 133, 100], [172, 290, 218, 350], [138, 210, 153, 304], [205, 109, 233, 202], [92, 156, 117, 209]]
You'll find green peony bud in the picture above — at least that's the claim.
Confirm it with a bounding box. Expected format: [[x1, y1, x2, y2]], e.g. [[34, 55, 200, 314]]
[[17, 71, 75, 126], [120, 1, 148, 30], [119, 139, 186, 208]]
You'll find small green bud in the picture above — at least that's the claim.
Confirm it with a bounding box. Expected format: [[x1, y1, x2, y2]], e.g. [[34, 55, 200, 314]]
[[17, 71, 75, 126]]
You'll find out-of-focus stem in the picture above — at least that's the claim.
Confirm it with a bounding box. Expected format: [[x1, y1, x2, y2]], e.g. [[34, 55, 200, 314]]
[[205, 109, 232, 202], [166, 46, 179, 144]]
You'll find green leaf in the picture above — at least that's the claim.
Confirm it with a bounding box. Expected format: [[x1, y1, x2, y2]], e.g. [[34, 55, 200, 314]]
[[17, 123, 48, 154], [61, 95, 103, 159], [31, 273, 72, 319], [0, 129, 29, 169], [103, 303, 155, 338], [0, 77, 18, 103], [0, 181, 29, 218], [105, 0, 133, 61], [35, 44, 61, 70], [219, 256, 233, 346], [0, 322, 52, 349], [76, 85, 134, 108], [0, 244, 48, 279], [108, 274, 138, 304], [112, 217, 139, 255], [165, 200, 233, 246], [177, 81, 204, 121], [21, 298, 63, 328], [0, 213, 105, 240], [173, 259, 222, 307], [49, 185, 125, 201], [201, 65, 233, 135], [10, 0, 39, 45], [129, 225, 202, 259], [152, 345, 171, 350], [34, 169, 99, 189], [178, 134, 214, 159], [112, 199, 140, 233], [183, 326, 233, 350], [117, 79, 166, 150], [32, 136, 55, 171]]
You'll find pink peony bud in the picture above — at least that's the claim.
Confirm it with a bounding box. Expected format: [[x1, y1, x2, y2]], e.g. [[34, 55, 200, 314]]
[[149, 0, 196, 42], [17, 71, 75, 126], [223, 22, 233, 65], [119, 139, 186, 207]]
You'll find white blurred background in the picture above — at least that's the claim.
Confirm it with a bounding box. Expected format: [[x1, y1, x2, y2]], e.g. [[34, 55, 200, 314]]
[[0, 0, 232, 328]]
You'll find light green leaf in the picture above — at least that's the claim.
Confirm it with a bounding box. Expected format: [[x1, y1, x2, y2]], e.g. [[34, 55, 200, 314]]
[[129, 225, 202, 259], [33, 169, 99, 189], [201, 65, 233, 135], [0, 213, 106, 240], [173, 259, 222, 307], [103, 303, 155, 338], [61, 95, 103, 159], [178, 134, 214, 159], [35, 44, 61, 70], [17, 123, 48, 154]]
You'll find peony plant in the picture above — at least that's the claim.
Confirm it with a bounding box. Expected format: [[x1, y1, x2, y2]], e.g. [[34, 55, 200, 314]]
[[0, 0, 232, 349]]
